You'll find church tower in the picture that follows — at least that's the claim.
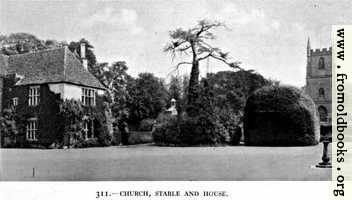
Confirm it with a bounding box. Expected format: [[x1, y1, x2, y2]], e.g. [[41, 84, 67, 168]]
[[305, 38, 332, 125]]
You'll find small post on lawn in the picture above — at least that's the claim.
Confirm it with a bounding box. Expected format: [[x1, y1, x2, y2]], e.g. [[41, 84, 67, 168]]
[[32, 167, 35, 178], [316, 124, 332, 168]]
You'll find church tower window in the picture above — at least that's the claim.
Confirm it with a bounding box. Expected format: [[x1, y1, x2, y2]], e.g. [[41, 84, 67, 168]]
[[318, 106, 328, 122], [318, 88, 325, 97], [318, 57, 325, 69]]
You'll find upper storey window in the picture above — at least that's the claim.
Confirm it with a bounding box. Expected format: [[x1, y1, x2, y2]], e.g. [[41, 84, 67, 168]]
[[318, 57, 325, 69], [81, 88, 96, 106], [28, 86, 40, 106]]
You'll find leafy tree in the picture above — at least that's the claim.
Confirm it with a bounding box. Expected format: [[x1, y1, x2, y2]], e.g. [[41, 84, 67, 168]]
[[0, 107, 18, 146], [164, 20, 241, 115], [45, 39, 68, 49], [168, 76, 181, 101], [87, 61, 131, 130], [167, 76, 182, 115], [127, 73, 168, 123], [181, 74, 190, 99], [93, 61, 131, 120], [206, 70, 270, 113], [199, 70, 271, 140], [0, 33, 65, 55]]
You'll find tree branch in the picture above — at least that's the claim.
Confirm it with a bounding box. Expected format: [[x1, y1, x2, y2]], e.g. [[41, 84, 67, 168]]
[[199, 41, 213, 49], [166, 61, 192, 78], [176, 61, 192, 69], [198, 51, 213, 61], [178, 45, 192, 52], [209, 54, 242, 70], [190, 42, 197, 60], [195, 20, 223, 38]]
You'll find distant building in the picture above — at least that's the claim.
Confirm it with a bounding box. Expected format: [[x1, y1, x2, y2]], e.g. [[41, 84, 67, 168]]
[[305, 38, 332, 125], [165, 98, 178, 116]]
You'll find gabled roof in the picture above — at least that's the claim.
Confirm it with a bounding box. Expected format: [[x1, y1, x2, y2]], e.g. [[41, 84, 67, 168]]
[[1, 47, 106, 90]]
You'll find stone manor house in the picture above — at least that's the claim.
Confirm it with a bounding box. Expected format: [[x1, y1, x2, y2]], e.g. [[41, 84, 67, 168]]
[[304, 38, 332, 125], [0, 42, 107, 147]]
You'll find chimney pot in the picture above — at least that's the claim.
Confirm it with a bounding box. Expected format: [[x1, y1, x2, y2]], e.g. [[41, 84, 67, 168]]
[[80, 42, 86, 59]]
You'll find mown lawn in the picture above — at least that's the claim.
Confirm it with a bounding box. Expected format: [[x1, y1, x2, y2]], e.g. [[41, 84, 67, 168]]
[[0, 144, 331, 181]]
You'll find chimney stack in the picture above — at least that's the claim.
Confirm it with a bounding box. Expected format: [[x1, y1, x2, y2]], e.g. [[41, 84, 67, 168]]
[[80, 41, 88, 70]]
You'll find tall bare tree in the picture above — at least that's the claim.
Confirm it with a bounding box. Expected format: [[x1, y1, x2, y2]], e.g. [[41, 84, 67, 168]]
[[164, 20, 241, 109]]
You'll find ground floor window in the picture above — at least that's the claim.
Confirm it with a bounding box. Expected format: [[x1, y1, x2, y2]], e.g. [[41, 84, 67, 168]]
[[12, 97, 19, 106], [82, 119, 94, 140], [26, 119, 38, 141]]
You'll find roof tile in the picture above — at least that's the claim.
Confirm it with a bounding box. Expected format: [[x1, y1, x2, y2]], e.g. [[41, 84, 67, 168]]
[[3, 47, 106, 90]]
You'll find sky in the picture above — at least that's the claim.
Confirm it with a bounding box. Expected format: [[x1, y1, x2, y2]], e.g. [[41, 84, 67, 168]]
[[1, 0, 352, 87]]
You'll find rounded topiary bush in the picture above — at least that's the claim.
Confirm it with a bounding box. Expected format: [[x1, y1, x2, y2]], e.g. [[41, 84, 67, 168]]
[[243, 85, 319, 146]]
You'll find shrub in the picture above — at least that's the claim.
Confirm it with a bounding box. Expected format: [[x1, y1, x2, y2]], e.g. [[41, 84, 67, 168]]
[[152, 116, 180, 145], [128, 131, 153, 145], [243, 85, 319, 146], [155, 112, 175, 124], [74, 138, 99, 148], [229, 126, 242, 145], [179, 115, 230, 145], [216, 110, 242, 145], [152, 114, 230, 146], [111, 125, 121, 145], [95, 120, 112, 147], [153, 79, 235, 146], [0, 108, 19, 147], [139, 118, 155, 131]]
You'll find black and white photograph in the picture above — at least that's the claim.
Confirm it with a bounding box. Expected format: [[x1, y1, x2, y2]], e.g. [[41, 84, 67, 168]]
[[0, 0, 348, 182]]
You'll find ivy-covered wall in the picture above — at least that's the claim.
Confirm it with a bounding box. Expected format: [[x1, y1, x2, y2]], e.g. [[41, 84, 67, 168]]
[[3, 75, 61, 146], [2, 74, 109, 148]]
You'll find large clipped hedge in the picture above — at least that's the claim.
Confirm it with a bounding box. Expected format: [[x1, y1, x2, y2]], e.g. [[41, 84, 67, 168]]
[[243, 85, 320, 146]]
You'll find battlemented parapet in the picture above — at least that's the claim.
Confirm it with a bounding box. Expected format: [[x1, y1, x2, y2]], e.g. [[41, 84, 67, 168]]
[[310, 47, 332, 56]]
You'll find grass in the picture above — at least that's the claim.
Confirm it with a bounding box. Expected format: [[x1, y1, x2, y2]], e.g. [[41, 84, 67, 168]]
[[0, 143, 331, 181]]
